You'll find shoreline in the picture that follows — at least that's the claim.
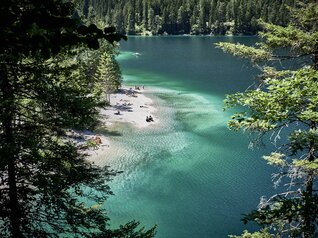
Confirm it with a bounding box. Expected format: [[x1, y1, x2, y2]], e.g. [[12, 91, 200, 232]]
[[125, 34, 257, 38], [100, 86, 158, 129], [87, 85, 159, 160]]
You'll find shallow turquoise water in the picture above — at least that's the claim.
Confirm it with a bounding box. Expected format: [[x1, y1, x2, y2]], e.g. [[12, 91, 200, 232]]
[[101, 36, 275, 237]]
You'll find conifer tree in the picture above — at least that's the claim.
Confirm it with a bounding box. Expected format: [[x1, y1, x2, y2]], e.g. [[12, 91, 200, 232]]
[[95, 45, 122, 103], [0, 0, 156, 237], [148, 7, 155, 33], [127, 0, 136, 35], [217, 1, 318, 237], [198, 0, 208, 33], [142, 0, 148, 30], [81, 0, 296, 36]]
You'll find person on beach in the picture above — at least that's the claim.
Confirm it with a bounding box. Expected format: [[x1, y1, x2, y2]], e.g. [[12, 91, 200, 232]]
[[146, 116, 149, 122], [149, 115, 154, 122]]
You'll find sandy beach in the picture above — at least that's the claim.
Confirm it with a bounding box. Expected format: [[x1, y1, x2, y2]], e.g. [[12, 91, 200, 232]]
[[87, 86, 158, 158], [100, 86, 158, 128]]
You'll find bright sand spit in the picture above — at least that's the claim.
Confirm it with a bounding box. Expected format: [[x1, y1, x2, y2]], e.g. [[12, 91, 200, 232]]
[[101, 86, 158, 128], [87, 86, 158, 159]]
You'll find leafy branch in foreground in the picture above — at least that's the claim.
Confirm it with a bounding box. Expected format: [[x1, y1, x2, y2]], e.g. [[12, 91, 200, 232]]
[[229, 229, 279, 238], [216, 42, 272, 62], [0, 0, 155, 237], [217, 1, 318, 237]]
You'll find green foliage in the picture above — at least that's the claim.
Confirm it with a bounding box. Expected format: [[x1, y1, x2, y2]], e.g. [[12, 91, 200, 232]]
[[229, 229, 278, 238], [0, 0, 154, 237], [289, 129, 318, 155], [103, 221, 157, 238], [225, 68, 318, 132], [95, 49, 122, 102], [263, 153, 286, 167], [218, 1, 318, 237], [216, 42, 272, 62], [77, 0, 295, 36], [0, 0, 126, 58], [258, 21, 318, 54]]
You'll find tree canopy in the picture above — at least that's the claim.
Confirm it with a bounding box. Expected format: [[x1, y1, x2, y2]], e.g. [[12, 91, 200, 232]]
[[217, 0, 318, 237], [0, 0, 156, 237], [77, 0, 296, 36]]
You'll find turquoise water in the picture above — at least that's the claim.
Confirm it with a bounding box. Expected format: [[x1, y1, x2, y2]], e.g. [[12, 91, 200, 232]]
[[100, 37, 275, 237]]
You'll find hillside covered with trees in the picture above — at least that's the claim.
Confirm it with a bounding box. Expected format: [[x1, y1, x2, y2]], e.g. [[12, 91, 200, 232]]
[[77, 0, 296, 35]]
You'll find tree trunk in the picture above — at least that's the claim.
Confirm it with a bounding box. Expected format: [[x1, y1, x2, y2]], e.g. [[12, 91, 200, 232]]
[[304, 173, 313, 238], [303, 123, 316, 238], [0, 65, 22, 237], [8, 159, 21, 238]]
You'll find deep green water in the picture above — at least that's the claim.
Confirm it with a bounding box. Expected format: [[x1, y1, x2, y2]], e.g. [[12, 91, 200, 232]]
[[99, 36, 276, 237]]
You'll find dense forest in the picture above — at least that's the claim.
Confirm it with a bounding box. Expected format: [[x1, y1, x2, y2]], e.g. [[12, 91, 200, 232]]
[[1, 0, 317, 237], [0, 0, 156, 237], [77, 0, 296, 35]]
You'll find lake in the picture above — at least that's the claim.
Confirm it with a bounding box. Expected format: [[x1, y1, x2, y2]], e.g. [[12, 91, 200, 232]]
[[101, 36, 275, 238]]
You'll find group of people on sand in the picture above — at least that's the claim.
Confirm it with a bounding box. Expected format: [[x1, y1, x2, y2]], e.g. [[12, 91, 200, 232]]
[[146, 115, 154, 122], [126, 88, 137, 97], [134, 85, 144, 90]]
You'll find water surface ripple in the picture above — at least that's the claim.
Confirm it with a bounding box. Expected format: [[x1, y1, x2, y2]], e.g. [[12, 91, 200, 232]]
[[99, 36, 275, 238]]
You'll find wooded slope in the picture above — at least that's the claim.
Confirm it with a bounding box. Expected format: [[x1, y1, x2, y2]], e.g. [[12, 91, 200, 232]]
[[77, 0, 295, 35]]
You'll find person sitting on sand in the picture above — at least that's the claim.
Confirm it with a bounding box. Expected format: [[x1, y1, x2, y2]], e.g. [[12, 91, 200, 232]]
[[94, 136, 102, 145], [146, 116, 149, 122], [149, 115, 154, 122]]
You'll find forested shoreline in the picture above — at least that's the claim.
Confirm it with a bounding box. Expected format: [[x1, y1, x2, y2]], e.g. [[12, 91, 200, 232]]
[[77, 0, 295, 36], [1, 0, 318, 237]]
